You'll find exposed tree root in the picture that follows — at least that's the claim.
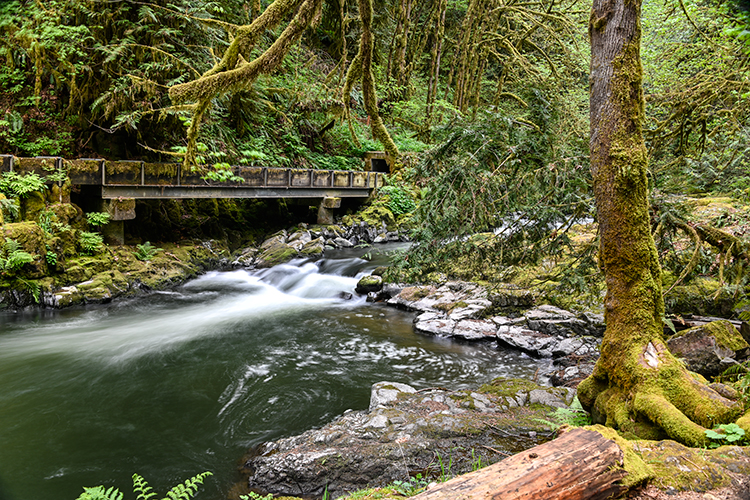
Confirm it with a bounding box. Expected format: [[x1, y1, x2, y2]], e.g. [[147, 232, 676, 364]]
[[579, 339, 745, 447]]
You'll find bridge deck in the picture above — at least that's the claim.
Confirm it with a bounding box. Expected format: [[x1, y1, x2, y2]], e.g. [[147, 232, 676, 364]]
[[0, 155, 382, 199]]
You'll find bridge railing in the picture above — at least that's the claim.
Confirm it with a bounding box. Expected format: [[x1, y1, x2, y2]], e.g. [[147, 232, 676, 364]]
[[0, 155, 384, 193]]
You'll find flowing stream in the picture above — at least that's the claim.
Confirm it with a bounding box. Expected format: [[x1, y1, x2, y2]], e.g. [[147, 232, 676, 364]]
[[0, 245, 545, 500]]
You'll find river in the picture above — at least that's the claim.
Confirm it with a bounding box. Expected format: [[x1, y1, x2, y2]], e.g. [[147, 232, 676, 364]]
[[0, 246, 545, 500]]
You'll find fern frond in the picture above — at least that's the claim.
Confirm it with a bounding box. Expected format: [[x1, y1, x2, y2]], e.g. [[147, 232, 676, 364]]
[[75, 485, 123, 500], [133, 473, 157, 500], [161, 471, 212, 500], [15, 278, 40, 303], [715, 362, 750, 382]]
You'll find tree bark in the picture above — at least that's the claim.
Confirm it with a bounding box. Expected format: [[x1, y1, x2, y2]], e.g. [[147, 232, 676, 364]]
[[577, 0, 747, 444], [358, 0, 401, 166]]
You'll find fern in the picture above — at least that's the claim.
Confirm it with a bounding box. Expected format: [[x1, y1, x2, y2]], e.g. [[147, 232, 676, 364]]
[[80, 472, 212, 500], [132, 474, 157, 500], [75, 485, 124, 500], [161, 471, 212, 500], [0, 238, 34, 274]]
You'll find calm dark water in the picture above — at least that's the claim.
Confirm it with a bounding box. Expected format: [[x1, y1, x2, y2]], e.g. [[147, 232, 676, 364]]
[[0, 246, 543, 500]]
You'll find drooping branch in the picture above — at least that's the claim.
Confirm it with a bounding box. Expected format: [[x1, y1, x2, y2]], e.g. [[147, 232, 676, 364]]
[[168, 0, 322, 168], [170, 0, 316, 104], [358, 0, 401, 167]]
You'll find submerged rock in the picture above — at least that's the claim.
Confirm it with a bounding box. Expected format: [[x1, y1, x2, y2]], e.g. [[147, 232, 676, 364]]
[[243, 378, 575, 499]]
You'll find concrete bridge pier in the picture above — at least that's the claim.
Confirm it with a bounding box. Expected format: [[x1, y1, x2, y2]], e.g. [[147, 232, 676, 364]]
[[317, 197, 341, 225], [100, 198, 136, 245]]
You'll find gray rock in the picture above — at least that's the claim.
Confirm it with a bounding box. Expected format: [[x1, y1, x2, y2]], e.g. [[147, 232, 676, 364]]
[[551, 337, 600, 358], [528, 388, 575, 408], [452, 319, 497, 340], [259, 232, 287, 250], [369, 381, 416, 411], [287, 230, 312, 250], [364, 414, 389, 428], [244, 378, 572, 499], [496, 325, 557, 357], [414, 317, 456, 336], [333, 237, 354, 248]]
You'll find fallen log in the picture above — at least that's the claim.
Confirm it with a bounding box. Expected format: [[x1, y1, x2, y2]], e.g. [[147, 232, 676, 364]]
[[411, 428, 632, 500]]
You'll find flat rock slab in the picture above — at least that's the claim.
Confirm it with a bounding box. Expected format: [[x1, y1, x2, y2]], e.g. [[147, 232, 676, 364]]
[[242, 378, 575, 499]]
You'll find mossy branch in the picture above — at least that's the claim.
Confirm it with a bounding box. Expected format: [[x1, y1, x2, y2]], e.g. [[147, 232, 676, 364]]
[[169, 0, 318, 104]]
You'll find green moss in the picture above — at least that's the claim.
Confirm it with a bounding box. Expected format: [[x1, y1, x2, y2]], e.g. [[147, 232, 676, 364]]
[[344, 204, 397, 230], [586, 425, 653, 487], [21, 191, 45, 221], [64, 159, 101, 173], [702, 320, 749, 351], [105, 161, 142, 175], [257, 245, 297, 267], [399, 286, 433, 301], [478, 378, 540, 398], [631, 439, 742, 491]]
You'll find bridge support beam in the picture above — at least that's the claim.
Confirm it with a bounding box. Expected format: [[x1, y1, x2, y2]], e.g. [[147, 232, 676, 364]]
[[317, 197, 341, 225], [100, 198, 136, 245]]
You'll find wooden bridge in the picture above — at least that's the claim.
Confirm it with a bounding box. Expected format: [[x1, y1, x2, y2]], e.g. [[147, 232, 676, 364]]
[[0, 155, 386, 239], [0, 155, 384, 199]]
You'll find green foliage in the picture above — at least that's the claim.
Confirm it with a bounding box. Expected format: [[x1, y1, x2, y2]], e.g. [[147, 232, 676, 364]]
[[79, 231, 104, 255], [134, 242, 162, 261], [75, 486, 124, 500], [433, 450, 454, 482], [716, 358, 750, 411], [704, 423, 747, 447], [393, 107, 591, 281], [0, 197, 20, 222], [379, 185, 416, 217], [39, 208, 56, 235], [45, 245, 58, 267], [0, 171, 46, 198], [0, 238, 39, 302], [200, 163, 244, 183], [0, 238, 34, 274], [239, 493, 272, 500], [75, 472, 212, 500], [642, 0, 750, 195], [389, 474, 429, 496], [86, 212, 111, 227], [551, 397, 591, 427]]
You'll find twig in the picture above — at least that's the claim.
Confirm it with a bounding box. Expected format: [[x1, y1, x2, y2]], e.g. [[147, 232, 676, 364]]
[[480, 445, 510, 456]]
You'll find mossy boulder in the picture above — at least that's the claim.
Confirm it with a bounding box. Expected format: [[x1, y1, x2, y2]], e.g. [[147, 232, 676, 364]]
[[355, 274, 383, 294], [48, 202, 84, 229], [666, 277, 735, 317], [299, 237, 325, 257], [21, 191, 46, 221], [256, 239, 297, 268], [630, 439, 750, 493], [2, 222, 47, 278], [667, 320, 750, 377], [343, 204, 396, 230], [245, 379, 575, 498]]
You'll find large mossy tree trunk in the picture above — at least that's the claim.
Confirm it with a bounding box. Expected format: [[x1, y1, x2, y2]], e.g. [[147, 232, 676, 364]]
[[577, 0, 749, 445]]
